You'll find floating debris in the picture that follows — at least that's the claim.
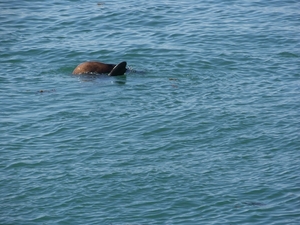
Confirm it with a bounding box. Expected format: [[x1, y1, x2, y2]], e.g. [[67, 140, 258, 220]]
[[37, 89, 56, 94]]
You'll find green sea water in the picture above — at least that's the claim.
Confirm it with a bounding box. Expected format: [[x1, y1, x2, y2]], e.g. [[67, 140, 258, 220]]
[[1, 0, 300, 224]]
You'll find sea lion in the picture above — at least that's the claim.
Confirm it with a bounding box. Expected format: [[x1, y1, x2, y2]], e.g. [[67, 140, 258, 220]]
[[72, 61, 127, 76]]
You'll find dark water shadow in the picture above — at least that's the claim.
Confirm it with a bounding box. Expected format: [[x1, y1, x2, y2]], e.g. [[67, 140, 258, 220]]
[[73, 73, 127, 86]]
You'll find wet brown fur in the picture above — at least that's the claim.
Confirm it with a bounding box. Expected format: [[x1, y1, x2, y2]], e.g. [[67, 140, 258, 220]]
[[72, 61, 116, 75]]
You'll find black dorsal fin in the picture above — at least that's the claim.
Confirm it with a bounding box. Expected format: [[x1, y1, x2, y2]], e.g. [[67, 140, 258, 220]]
[[108, 61, 127, 76]]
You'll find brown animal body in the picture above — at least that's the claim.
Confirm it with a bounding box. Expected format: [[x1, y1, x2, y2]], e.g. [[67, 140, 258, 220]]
[[72, 61, 127, 76]]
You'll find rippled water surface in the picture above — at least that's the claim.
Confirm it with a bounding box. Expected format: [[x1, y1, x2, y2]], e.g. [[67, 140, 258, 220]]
[[1, 0, 300, 224]]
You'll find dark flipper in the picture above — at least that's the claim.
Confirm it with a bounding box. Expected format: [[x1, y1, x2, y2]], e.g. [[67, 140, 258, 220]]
[[108, 61, 127, 76]]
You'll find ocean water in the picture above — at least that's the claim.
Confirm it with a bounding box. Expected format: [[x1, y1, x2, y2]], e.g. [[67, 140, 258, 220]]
[[1, 0, 300, 224]]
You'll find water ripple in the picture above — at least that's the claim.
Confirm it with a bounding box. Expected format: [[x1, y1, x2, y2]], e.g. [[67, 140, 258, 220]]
[[1, 0, 300, 224]]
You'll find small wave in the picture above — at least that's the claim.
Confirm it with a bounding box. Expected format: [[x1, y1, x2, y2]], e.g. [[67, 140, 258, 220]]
[[278, 52, 299, 58]]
